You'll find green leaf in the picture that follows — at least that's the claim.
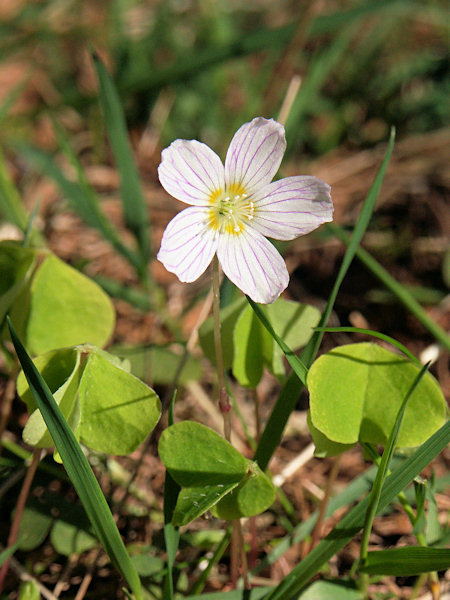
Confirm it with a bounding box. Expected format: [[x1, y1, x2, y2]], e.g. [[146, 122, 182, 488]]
[[110, 344, 201, 386], [8, 319, 143, 600], [298, 580, 362, 600], [129, 548, 165, 578], [212, 462, 275, 520], [0, 146, 30, 234], [17, 345, 162, 455], [231, 299, 320, 387], [92, 52, 150, 270], [199, 296, 246, 369], [78, 349, 161, 455], [159, 421, 247, 487], [254, 129, 395, 471], [18, 580, 40, 600], [160, 422, 275, 524], [263, 422, 450, 600], [50, 519, 98, 556], [308, 343, 445, 448], [246, 298, 308, 385], [0, 241, 36, 326], [359, 361, 431, 566], [188, 587, 270, 600], [17, 507, 52, 551], [425, 474, 442, 545], [267, 299, 320, 380], [24, 254, 115, 354], [159, 421, 250, 525], [361, 547, 450, 576], [172, 483, 240, 527], [18, 348, 82, 448], [232, 305, 269, 388], [307, 411, 354, 457]]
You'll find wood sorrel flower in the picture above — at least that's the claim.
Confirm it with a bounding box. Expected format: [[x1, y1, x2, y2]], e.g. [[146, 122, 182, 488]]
[[157, 117, 333, 303]]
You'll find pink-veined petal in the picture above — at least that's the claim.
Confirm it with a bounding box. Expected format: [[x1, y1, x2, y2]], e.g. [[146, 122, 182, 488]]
[[158, 139, 225, 206], [225, 118, 286, 195], [217, 227, 289, 304], [157, 207, 218, 282], [250, 176, 333, 240]]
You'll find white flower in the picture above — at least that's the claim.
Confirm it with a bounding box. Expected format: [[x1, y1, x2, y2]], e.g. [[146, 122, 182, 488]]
[[157, 117, 333, 304]]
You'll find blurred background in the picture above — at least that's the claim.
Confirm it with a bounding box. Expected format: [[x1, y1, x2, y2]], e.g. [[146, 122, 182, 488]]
[[0, 0, 448, 370], [0, 2, 448, 596]]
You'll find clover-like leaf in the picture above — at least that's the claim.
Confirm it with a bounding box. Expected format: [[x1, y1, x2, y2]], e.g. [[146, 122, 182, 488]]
[[232, 305, 271, 388], [307, 411, 355, 458], [266, 299, 320, 380], [212, 462, 275, 520], [26, 254, 115, 354], [17, 507, 53, 551], [17, 345, 161, 456], [198, 297, 246, 369], [0, 241, 36, 325], [78, 349, 161, 455], [50, 520, 97, 556], [308, 343, 446, 448], [18, 347, 82, 448], [159, 421, 276, 524], [172, 484, 240, 527], [159, 421, 247, 487]]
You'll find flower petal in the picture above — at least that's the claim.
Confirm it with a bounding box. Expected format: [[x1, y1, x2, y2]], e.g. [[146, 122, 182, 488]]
[[157, 207, 218, 282], [158, 139, 225, 206], [217, 227, 289, 304], [225, 118, 286, 195], [250, 176, 333, 240]]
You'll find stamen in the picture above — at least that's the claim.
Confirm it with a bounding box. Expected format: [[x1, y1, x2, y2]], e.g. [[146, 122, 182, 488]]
[[208, 185, 254, 235]]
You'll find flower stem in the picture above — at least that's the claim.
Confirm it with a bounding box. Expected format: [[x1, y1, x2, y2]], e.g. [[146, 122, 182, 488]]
[[212, 255, 231, 441], [212, 258, 249, 590]]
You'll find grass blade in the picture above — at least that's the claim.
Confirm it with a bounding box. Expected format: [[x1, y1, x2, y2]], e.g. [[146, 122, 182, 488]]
[[315, 327, 420, 364], [263, 421, 450, 600], [254, 129, 396, 470], [246, 297, 308, 385], [359, 363, 431, 566], [361, 547, 450, 576], [92, 52, 151, 277], [0, 146, 34, 239], [7, 318, 142, 600]]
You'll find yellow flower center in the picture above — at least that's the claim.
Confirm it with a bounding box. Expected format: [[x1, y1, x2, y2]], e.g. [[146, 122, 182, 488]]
[[208, 183, 255, 235]]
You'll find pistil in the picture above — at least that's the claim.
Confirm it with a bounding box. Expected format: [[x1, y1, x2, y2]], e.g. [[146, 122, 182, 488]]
[[208, 188, 255, 235]]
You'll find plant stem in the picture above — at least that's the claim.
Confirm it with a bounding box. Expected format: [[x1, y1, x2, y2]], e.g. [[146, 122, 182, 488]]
[[0, 447, 41, 592], [212, 255, 231, 441], [211, 258, 250, 589], [235, 519, 249, 589]]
